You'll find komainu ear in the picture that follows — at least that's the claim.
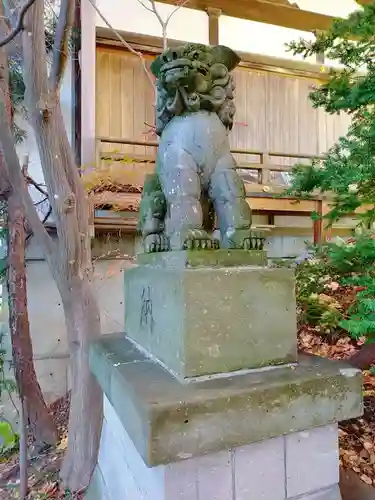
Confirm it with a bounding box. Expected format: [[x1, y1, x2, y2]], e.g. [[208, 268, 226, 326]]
[[210, 45, 241, 71]]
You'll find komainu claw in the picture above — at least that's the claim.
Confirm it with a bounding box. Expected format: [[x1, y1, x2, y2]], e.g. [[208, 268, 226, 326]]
[[143, 233, 170, 253]]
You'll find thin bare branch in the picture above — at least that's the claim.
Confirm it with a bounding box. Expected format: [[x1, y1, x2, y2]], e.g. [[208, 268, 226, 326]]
[[137, 0, 189, 48], [137, 0, 155, 15], [50, 0, 75, 90], [26, 175, 48, 197], [25, 204, 52, 243], [137, 0, 167, 47], [0, 93, 57, 262], [148, 0, 165, 30], [87, 0, 155, 93], [0, 0, 37, 48], [165, 0, 189, 25]]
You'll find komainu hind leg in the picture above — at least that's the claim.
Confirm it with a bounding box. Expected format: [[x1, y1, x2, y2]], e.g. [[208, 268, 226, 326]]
[[209, 153, 253, 249], [138, 173, 170, 253], [201, 193, 220, 249]]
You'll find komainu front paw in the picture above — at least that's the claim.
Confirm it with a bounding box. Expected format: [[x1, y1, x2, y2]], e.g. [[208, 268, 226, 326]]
[[244, 231, 266, 250], [143, 233, 170, 253], [182, 229, 220, 250], [224, 229, 266, 250]]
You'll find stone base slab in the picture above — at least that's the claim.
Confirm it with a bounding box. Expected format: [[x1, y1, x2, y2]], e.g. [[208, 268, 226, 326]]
[[86, 395, 343, 500], [124, 262, 297, 379], [89, 335, 362, 467], [137, 249, 268, 268]]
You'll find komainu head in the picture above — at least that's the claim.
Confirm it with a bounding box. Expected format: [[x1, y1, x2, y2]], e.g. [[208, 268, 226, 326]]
[[151, 44, 241, 135]]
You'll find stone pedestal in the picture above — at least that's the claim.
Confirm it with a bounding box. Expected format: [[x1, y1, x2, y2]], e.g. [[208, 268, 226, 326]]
[[125, 250, 297, 379], [86, 250, 363, 500]]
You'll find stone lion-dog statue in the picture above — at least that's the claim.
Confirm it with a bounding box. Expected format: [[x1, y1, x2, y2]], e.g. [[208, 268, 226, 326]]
[[138, 43, 254, 252]]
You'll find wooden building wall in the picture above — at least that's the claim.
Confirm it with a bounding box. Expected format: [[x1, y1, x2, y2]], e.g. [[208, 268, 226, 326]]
[[93, 44, 357, 254], [95, 45, 351, 164]]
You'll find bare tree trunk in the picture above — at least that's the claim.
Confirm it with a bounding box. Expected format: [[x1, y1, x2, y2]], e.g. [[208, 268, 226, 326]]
[[58, 277, 102, 490], [0, 0, 103, 490], [7, 190, 57, 447], [0, 0, 57, 448], [23, 96, 103, 489], [21, 1, 103, 489]]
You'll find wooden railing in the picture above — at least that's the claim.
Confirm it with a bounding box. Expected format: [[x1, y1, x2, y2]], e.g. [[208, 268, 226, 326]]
[[94, 136, 324, 192], [85, 137, 357, 243]]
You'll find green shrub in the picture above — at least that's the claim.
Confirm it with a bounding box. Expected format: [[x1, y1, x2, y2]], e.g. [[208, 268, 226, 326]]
[[292, 234, 375, 342]]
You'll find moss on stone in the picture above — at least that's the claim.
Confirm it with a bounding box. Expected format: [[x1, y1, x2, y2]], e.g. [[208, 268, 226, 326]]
[[137, 249, 268, 268], [90, 336, 363, 466]]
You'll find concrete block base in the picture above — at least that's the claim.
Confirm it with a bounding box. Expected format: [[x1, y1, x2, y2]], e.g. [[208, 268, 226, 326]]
[[86, 396, 342, 500]]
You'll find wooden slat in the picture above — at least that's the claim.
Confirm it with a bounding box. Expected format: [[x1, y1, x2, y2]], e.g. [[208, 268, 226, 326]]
[[98, 138, 325, 162], [250, 197, 318, 213], [98, 136, 158, 147], [93, 46, 360, 242], [101, 152, 156, 163], [90, 191, 320, 214]]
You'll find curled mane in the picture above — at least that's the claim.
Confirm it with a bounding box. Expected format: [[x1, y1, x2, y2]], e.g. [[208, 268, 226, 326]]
[[152, 44, 240, 136]]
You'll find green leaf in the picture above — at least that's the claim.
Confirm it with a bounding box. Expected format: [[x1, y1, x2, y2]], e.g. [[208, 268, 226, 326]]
[[0, 420, 17, 455]]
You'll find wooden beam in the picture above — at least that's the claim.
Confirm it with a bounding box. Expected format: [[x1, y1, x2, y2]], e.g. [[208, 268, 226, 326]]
[[207, 7, 221, 45], [156, 0, 337, 33]]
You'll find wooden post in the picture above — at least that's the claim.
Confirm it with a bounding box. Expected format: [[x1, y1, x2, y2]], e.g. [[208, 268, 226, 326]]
[[81, 0, 97, 168], [322, 201, 332, 241], [95, 138, 101, 173], [313, 200, 322, 244], [261, 153, 271, 186], [72, 0, 82, 167], [314, 31, 325, 65], [207, 7, 221, 45], [316, 51, 325, 65], [88, 193, 95, 239], [313, 199, 331, 244]]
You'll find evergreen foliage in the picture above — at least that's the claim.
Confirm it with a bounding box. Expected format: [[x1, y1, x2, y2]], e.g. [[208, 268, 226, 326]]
[[327, 235, 375, 340], [283, 2, 375, 344], [286, 2, 375, 228]]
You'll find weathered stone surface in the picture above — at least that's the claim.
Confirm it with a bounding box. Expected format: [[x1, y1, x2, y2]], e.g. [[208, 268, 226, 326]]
[[137, 248, 268, 268], [286, 425, 339, 497], [124, 264, 297, 378], [86, 394, 344, 500], [89, 335, 362, 467], [234, 436, 285, 499]]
